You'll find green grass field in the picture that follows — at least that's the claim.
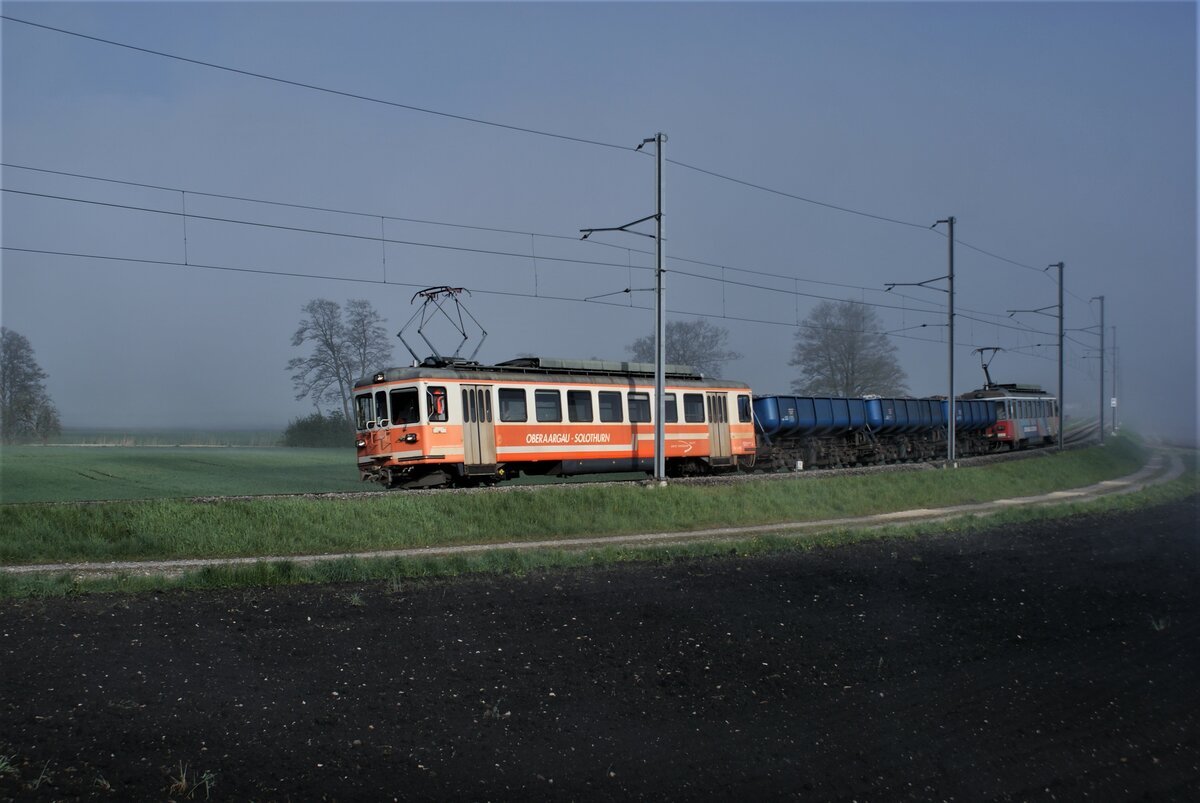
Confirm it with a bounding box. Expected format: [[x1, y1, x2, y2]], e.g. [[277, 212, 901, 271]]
[[47, 428, 283, 447], [0, 446, 363, 503], [1, 436, 1194, 600], [0, 437, 1155, 566]]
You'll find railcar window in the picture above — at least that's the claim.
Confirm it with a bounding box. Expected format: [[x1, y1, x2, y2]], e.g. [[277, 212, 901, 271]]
[[708, 395, 728, 423], [597, 391, 622, 423], [664, 393, 678, 423], [390, 389, 419, 425], [535, 389, 562, 422], [375, 391, 389, 425], [627, 392, 651, 423], [355, 394, 373, 430], [427, 386, 448, 422], [683, 393, 705, 423], [567, 390, 593, 422], [498, 388, 527, 422], [738, 394, 752, 423]]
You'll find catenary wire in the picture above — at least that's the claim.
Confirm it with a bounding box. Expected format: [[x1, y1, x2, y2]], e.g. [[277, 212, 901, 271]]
[[0, 162, 939, 307], [3, 17, 1071, 285], [4, 244, 1084, 369], [2, 176, 1042, 327]]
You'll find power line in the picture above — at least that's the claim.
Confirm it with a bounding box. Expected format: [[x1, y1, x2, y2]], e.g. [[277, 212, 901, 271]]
[[4, 184, 992, 325], [1, 187, 638, 272], [4, 18, 1076, 284], [946, 233, 1045, 274], [955, 312, 1056, 338], [0, 15, 633, 153], [670, 267, 945, 317], [667, 158, 930, 230], [672, 161, 1066, 279], [4, 244, 1063, 360], [0, 162, 937, 307], [4, 184, 1020, 324], [3, 167, 1048, 328], [0, 161, 618, 248]]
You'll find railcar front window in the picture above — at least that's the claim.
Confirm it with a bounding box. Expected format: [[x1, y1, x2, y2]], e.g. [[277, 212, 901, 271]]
[[427, 387, 448, 422], [738, 394, 752, 423], [356, 395, 374, 430], [375, 391, 389, 426], [390, 389, 419, 425]]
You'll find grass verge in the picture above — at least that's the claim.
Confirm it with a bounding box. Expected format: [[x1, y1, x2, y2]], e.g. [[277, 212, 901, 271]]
[[0, 437, 1152, 566], [0, 447, 1193, 601]]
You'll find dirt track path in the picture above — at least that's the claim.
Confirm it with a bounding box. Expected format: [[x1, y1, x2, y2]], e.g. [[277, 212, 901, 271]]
[[2, 452, 1179, 579]]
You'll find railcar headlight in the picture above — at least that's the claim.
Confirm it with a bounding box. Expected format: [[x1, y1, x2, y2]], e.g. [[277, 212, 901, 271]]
[[356, 439, 366, 448], [404, 433, 418, 444]]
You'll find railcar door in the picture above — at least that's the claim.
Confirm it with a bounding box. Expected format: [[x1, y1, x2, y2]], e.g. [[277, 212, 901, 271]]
[[706, 392, 733, 466], [460, 384, 497, 475]]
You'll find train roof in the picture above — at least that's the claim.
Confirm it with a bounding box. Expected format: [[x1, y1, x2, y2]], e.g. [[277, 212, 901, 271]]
[[960, 383, 1052, 399], [354, 356, 749, 390]]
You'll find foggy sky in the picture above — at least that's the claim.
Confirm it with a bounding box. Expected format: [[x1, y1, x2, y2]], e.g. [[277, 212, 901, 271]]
[[2, 2, 1196, 444]]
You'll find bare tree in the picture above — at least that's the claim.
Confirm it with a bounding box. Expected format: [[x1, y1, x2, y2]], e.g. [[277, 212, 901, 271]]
[[345, 299, 393, 380], [627, 319, 741, 377], [288, 299, 393, 421], [789, 300, 909, 397], [1, 327, 61, 443]]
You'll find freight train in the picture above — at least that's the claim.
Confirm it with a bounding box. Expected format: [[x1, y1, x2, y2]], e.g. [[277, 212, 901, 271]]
[[353, 356, 1059, 489]]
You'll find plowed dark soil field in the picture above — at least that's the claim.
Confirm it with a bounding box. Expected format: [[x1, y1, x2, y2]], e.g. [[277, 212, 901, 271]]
[[2, 496, 1197, 801]]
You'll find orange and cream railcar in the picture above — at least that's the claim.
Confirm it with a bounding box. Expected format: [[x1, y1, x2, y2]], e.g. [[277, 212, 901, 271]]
[[353, 357, 756, 488]]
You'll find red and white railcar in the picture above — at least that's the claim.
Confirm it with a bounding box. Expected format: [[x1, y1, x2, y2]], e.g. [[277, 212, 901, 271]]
[[353, 357, 756, 488], [960, 383, 1060, 450]]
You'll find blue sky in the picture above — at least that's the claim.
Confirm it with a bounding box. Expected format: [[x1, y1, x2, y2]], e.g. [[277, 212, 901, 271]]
[[2, 2, 1195, 442]]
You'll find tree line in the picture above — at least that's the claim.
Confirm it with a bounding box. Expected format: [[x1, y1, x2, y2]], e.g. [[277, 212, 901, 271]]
[[284, 297, 908, 446], [1, 299, 908, 448], [1, 328, 61, 444]]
